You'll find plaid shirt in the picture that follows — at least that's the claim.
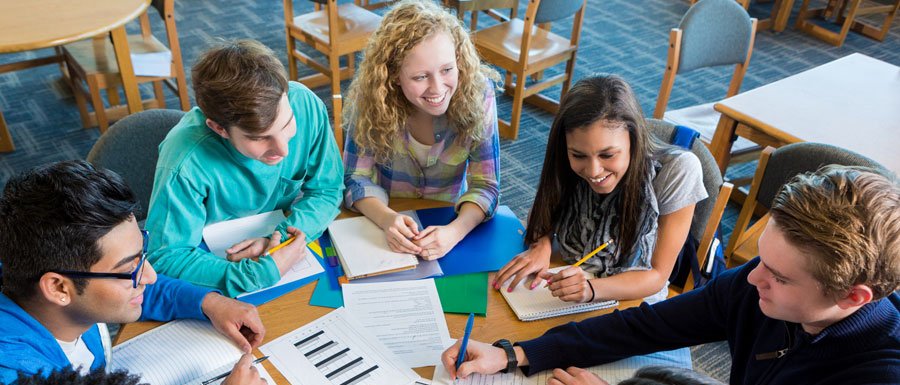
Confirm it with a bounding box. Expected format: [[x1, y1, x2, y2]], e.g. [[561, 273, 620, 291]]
[[343, 83, 500, 218]]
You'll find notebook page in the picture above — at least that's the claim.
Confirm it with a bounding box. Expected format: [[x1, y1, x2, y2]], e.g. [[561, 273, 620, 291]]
[[202, 210, 286, 258], [110, 319, 243, 385], [500, 266, 616, 321], [328, 215, 419, 279]]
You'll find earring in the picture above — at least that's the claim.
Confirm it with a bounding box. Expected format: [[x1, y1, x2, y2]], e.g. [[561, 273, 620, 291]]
[[60, 297, 67, 303]]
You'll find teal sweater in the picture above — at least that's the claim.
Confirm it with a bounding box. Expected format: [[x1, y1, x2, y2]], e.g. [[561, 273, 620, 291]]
[[145, 82, 344, 297]]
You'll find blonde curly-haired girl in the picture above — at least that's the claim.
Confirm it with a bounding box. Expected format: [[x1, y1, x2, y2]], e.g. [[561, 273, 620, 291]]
[[343, 0, 500, 261]]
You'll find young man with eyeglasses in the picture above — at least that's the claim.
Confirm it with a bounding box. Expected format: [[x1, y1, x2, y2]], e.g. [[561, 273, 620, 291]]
[[0, 160, 266, 385]]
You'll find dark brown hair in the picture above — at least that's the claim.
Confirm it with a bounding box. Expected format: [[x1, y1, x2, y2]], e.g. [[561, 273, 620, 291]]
[[191, 39, 288, 134], [770, 166, 900, 299], [525, 75, 653, 260]]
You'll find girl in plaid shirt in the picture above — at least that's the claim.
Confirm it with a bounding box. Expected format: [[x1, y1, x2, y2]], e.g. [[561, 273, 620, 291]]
[[342, 0, 500, 261]]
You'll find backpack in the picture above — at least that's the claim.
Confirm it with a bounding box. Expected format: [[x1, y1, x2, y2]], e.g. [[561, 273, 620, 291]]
[[667, 125, 727, 290]]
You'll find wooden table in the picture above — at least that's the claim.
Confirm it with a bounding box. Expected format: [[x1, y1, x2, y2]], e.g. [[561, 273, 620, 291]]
[[117, 199, 644, 382], [0, 0, 149, 152], [709, 53, 900, 176]]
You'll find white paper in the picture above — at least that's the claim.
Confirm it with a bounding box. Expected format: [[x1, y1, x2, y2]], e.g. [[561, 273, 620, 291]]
[[110, 319, 243, 385], [260, 307, 421, 385], [202, 211, 324, 298], [342, 279, 452, 368], [328, 214, 419, 279], [203, 211, 287, 258], [131, 50, 172, 77], [431, 341, 692, 385], [188, 357, 277, 385]]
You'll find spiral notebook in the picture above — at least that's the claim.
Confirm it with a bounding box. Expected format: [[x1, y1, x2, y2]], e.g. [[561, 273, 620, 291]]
[[500, 266, 618, 321]]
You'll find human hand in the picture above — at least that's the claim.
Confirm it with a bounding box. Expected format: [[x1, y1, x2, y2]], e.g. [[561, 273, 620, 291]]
[[222, 353, 268, 385], [413, 225, 463, 260], [201, 293, 265, 353], [493, 239, 552, 292], [378, 212, 422, 255], [548, 367, 609, 385], [440, 340, 508, 380], [269, 227, 308, 275], [541, 266, 593, 303], [226, 237, 274, 262]]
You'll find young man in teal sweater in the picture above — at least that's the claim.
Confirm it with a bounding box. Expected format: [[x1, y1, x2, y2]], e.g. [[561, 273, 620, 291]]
[[145, 40, 344, 297]]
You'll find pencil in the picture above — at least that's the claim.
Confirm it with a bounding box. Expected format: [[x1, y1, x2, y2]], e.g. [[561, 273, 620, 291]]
[[545, 239, 614, 288], [263, 236, 297, 257], [573, 239, 614, 267], [201, 356, 269, 385]]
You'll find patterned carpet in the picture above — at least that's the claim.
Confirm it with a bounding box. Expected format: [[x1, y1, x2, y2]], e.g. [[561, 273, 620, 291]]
[[1, 0, 898, 382]]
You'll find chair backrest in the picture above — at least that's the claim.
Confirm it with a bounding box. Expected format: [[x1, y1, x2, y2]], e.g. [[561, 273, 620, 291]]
[[86, 109, 185, 222], [755, 142, 886, 210], [677, 0, 753, 73], [535, 0, 585, 23], [646, 119, 722, 241]]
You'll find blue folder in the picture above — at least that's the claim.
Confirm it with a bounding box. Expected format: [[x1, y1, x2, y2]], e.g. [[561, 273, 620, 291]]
[[417, 205, 526, 276]]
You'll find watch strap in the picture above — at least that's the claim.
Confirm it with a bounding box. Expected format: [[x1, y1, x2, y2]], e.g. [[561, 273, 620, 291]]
[[492, 339, 517, 374]]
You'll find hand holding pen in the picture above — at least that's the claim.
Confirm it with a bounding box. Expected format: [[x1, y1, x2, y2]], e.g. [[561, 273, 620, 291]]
[[210, 354, 268, 385], [542, 239, 613, 303]]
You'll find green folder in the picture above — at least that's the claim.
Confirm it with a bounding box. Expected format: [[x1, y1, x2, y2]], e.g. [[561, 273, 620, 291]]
[[434, 272, 489, 316]]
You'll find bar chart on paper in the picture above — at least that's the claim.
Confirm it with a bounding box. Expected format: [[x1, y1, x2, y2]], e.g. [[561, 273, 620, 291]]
[[260, 308, 420, 385]]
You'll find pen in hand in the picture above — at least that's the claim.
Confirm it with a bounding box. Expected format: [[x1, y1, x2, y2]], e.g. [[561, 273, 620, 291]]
[[545, 239, 614, 288], [201, 355, 269, 385], [455, 313, 475, 384], [263, 236, 297, 258]]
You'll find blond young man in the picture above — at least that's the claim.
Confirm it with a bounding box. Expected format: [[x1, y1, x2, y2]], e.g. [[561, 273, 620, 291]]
[[145, 40, 344, 297], [444, 166, 900, 385]]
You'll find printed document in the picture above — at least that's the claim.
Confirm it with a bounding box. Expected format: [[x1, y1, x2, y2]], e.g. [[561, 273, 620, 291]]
[[260, 307, 421, 385], [343, 279, 452, 368]]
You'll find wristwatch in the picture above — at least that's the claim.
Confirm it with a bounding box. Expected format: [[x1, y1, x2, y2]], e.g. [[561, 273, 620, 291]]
[[492, 339, 517, 374]]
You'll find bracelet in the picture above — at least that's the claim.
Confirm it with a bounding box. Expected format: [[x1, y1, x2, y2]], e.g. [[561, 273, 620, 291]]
[[587, 280, 596, 302]]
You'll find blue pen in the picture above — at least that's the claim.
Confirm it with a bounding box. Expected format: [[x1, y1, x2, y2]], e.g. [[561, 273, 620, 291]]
[[456, 313, 475, 379]]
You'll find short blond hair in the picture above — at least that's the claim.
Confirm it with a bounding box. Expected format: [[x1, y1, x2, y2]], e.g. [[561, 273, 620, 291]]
[[770, 166, 900, 299], [344, 0, 498, 163]]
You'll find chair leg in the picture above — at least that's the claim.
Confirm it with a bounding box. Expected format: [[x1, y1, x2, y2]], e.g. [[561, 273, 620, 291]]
[[503, 72, 526, 140], [64, 60, 93, 129], [286, 34, 298, 81], [0, 111, 14, 152], [153, 80, 166, 108], [107, 84, 121, 107], [87, 76, 110, 133]]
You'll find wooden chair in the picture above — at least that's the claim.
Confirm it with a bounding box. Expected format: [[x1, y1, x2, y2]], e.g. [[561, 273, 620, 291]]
[[444, 0, 518, 31], [472, 0, 586, 140], [725, 143, 885, 268], [647, 119, 734, 294], [795, 0, 900, 46], [283, 0, 380, 149], [62, 0, 189, 134]]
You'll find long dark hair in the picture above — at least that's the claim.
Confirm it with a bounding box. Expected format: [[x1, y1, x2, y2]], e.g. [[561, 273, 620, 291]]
[[525, 75, 653, 260]]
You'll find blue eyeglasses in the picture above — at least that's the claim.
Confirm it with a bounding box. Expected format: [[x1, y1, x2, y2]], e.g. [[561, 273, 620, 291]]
[[52, 230, 150, 289]]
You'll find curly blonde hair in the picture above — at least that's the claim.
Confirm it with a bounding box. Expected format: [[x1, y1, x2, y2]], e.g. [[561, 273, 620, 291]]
[[344, 0, 498, 164]]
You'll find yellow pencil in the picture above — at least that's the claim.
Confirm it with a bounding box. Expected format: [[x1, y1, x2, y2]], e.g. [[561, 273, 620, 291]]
[[545, 239, 614, 288], [573, 239, 614, 267], [264, 236, 297, 257]]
